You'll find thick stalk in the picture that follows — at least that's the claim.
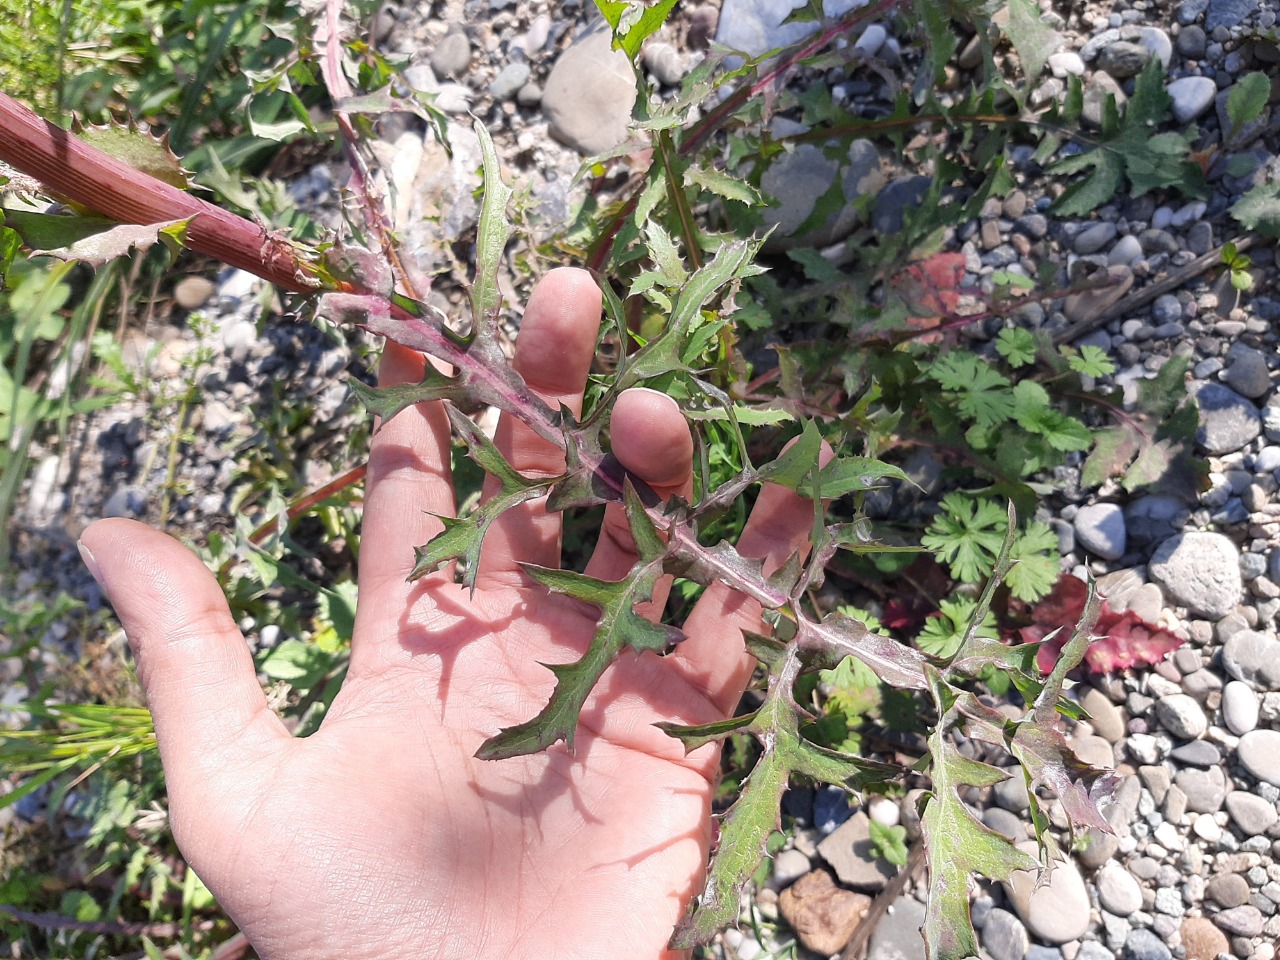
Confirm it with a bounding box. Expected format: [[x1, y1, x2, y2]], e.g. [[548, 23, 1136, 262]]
[[0, 92, 326, 294]]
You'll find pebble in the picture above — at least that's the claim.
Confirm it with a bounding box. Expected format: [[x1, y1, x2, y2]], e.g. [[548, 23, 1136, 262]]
[[1223, 680, 1260, 734], [1206, 0, 1259, 31], [1155, 693, 1209, 739], [1222, 345, 1271, 399], [173, 276, 215, 310], [1175, 765, 1228, 813], [430, 30, 471, 79], [1074, 503, 1127, 560], [1170, 740, 1221, 766], [1221, 630, 1280, 688], [1238, 730, 1280, 786], [777, 869, 869, 955], [1006, 845, 1091, 944], [1082, 687, 1126, 743], [983, 908, 1030, 960], [1225, 792, 1278, 835], [1076, 222, 1119, 255], [1148, 532, 1243, 619], [488, 62, 530, 101], [867, 896, 926, 960], [1097, 40, 1151, 78], [1109, 235, 1143, 265], [1123, 928, 1171, 960], [542, 23, 637, 154], [715, 0, 866, 56], [1167, 76, 1218, 124], [1138, 27, 1173, 68], [1097, 862, 1144, 916], [642, 41, 686, 85], [1181, 917, 1230, 960], [1208, 872, 1252, 908], [1215, 904, 1264, 936], [1177, 24, 1208, 58], [1049, 51, 1086, 77], [770, 848, 812, 888], [816, 812, 896, 890]]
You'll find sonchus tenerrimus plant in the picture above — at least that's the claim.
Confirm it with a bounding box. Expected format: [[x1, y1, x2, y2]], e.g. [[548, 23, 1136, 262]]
[[0, 0, 1119, 953]]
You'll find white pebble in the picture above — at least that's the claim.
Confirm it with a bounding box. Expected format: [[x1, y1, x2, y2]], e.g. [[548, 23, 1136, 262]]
[[1192, 814, 1221, 842]]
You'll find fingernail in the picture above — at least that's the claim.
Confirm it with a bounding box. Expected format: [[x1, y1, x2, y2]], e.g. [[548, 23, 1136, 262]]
[[77, 540, 105, 589]]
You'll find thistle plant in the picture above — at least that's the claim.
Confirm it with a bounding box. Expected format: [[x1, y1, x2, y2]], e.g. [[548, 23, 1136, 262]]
[[0, 0, 1125, 954]]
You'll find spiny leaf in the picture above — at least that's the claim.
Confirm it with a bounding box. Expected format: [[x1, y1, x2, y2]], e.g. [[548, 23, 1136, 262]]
[[478, 560, 683, 758], [684, 165, 763, 206], [1005, 0, 1059, 86], [2, 210, 190, 267], [348, 365, 462, 423], [595, 0, 679, 60], [797, 612, 929, 690], [470, 120, 513, 334], [655, 710, 760, 753], [76, 121, 194, 190]]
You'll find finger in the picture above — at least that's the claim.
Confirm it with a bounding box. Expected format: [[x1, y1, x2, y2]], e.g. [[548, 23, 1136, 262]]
[[77, 519, 289, 788], [357, 342, 455, 613], [475, 267, 601, 587], [583, 388, 692, 619], [671, 480, 819, 715]]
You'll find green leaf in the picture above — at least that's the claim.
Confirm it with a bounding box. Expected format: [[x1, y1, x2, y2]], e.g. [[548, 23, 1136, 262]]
[[995, 327, 1037, 367], [596, 0, 680, 60], [77, 120, 194, 190], [869, 820, 910, 867], [921, 494, 1009, 584], [2, 210, 191, 267], [927, 353, 1015, 428], [1006, 522, 1060, 601], [1227, 72, 1271, 130], [257, 638, 332, 688], [470, 120, 513, 330], [684, 165, 763, 206], [797, 457, 909, 499], [1082, 425, 1141, 489], [1005, 0, 1059, 86], [348, 364, 462, 423], [656, 710, 760, 753], [1231, 180, 1280, 237], [1066, 344, 1116, 377]]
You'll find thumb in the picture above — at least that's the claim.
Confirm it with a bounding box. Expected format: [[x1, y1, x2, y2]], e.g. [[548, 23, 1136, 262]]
[[78, 519, 287, 783]]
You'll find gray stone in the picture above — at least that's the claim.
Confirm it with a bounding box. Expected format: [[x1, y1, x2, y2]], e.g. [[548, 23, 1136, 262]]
[[1238, 729, 1280, 786], [716, 0, 868, 56], [103, 485, 145, 519], [1177, 24, 1208, 58], [430, 30, 471, 79], [1074, 503, 1127, 560], [1082, 687, 1126, 743], [1097, 862, 1144, 916], [762, 138, 883, 246], [1221, 344, 1271, 399], [770, 848, 812, 888], [1084, 72, 1128, 126], [1123, 928, 1171, 960], [1222, 680, 1260, 734], [488, 62, 530, 101], [542, 23, 638, 155], [994, 772, 1030, 813], [1179, 0, 1211, 23], [1152, 293, 1183, 324], [1225, 792, 1278, 835], [1175, 765, 1227, 813], [1149, 532, 1242, 619], [1075, 222, 1119, 254], [1109, 234, 1144, 265], [982, 908, 1029, 960], [983, 807, 1026, 840], [1192, 384, 1264, 455], [867, 895, 926, 960], [1214, 904, 1263, 936], [1206, 872, 1251, 908], [1139, 27, 1173, 68], [1078, 827, 1120, 868], [1154, 693, 1209, 739], [1167, 76, 1218, 124], [1222, 630, 1280, 689], [1078, 943, 1114, 960], [1098, 41, 1152, 78], [1005, 845, 1091, 944], [516, 82, 542, 107], [1170, 740, 1221, 766], [854, 23, 887, 56], [816, 812, 897, 891], [1205, 0, 1258, 31], [642, 41, 686, 85], [872, 176, 930, 235]]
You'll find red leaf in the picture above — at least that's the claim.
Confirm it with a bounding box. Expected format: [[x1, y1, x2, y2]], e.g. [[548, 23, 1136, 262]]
[[1010, 574, 1185, 675], [886, 252, 967, 331]]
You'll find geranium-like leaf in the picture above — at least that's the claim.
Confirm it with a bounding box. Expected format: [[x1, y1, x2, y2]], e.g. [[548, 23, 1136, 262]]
[[470, 120, 512, 336], [4, 211, 191, 267], [478, 561, 683, 759], [655, 710, 760, 753]]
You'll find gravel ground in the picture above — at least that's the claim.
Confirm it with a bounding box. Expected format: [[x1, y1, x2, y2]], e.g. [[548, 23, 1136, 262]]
[[8, 1, 1280, 958]]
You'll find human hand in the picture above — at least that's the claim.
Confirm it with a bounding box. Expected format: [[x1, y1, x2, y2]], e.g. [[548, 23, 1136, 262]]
[[78, 268, 815, 960]]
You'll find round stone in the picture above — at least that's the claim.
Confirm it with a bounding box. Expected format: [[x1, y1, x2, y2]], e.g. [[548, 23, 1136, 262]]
[[1005, 845, 1091, 944], [1214, 904, 1263, 937], [1180, 917, 1229, 960], [982, 908, 1030, 960], [1123, 928, 1171, 960], [1097, 862, 1143, 916], [1221, 630, 1280, 689], [1221, 345, 1271, 399], [1224, 792, 1278, 835], [1154, 693, 1208, 739], [1074, 503, 1127, 560], [1167, 76, 1217, 124], [1222, 680, 1260, 734], [1148, 532, 1243, 619], [1238, 729, 1280, 786], [1206, 872, 1250, 908], [1194, 382, 1262, 455]]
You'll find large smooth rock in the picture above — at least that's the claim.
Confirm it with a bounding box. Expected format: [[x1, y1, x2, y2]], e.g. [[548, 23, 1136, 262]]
[[867, 895, 926, 960], [1074, 503, 1127, 560], [1004, 845, 1091, 944], [1221, 630, 1280, 689], [761, 138, 884, 247], [1194, 382, 1262, 454], [1237, 729, 1280, 786], [542, 23, 637, 155], [1148, 532, 1242, 619], [716, 0, 868, 56], [816, 811, 897, 891]]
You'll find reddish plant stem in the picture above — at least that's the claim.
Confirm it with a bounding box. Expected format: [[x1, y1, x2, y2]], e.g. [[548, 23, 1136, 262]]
[[0, 92, 327, 294]]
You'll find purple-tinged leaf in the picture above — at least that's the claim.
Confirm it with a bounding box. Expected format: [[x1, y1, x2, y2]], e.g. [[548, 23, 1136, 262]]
[[4, 211, 191, 267], [347, 366, 463, 423], [797, 612, 929, 689]]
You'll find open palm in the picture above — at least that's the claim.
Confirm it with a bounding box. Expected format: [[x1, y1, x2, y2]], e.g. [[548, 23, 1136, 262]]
[[79, 270, 813, 960]]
